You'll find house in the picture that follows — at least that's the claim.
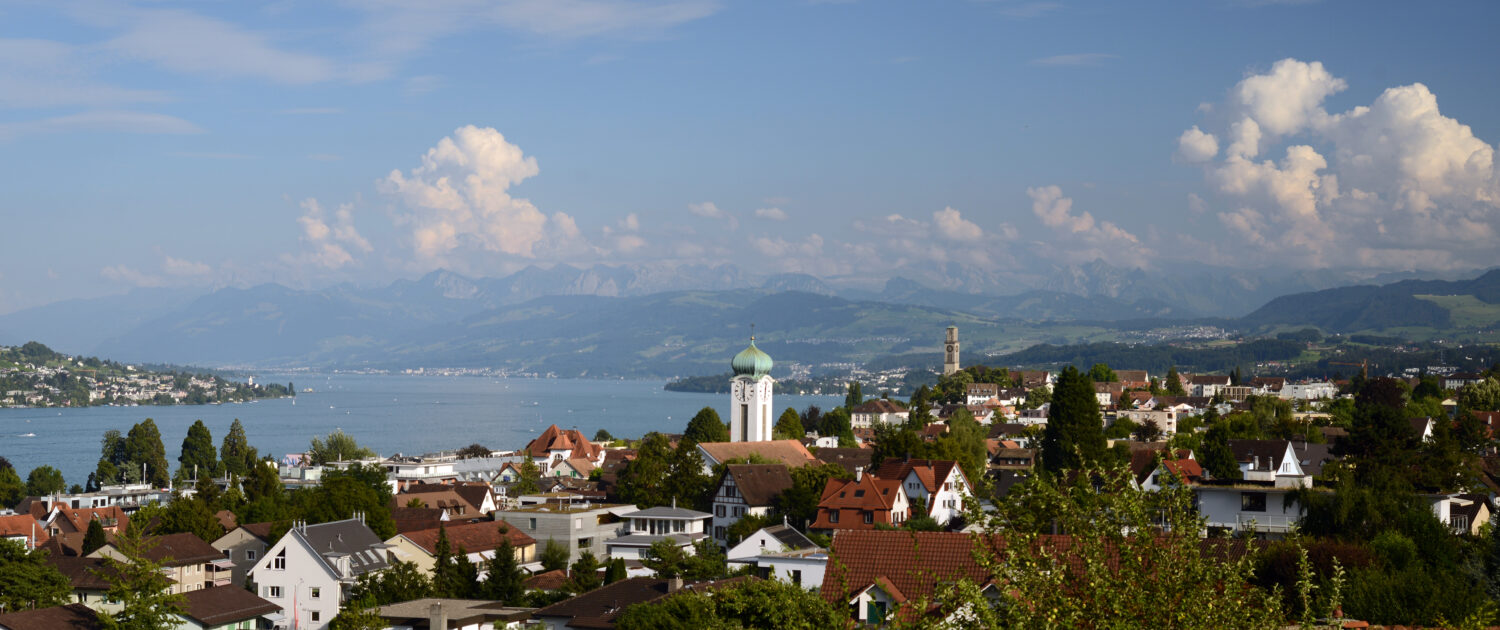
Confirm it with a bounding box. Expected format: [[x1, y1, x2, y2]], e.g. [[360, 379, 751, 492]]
[[394, 488, 483, 520], [1279, 382, 1338, 401], [46, 556, 117, 612], [810, 471, 910, 532], [710, 464, 794, 543], [1190, 375, 1232, 398], [375, 598, 535, 630], [43, 506, 129, 538], [1438, 494, 1493, 536], [211, 522, 274, 588], [0, 604, 104, 630], [1139, 453, 1204, 491], [178, 585, 282, 630], [525, 425, 607, 476], [1411, 416, 1436, 443], [1251, 377, 1286, 395], [990, 446, 1034, 471], [872, 458, 971, 525], [1115, 408, 1180, 436], [494, 502, 637, 565], [89, 532, 232, 594], [0, 513, 48, 549], [850, 399, 910, 428], [1016, 370, 1054, 391], [726, 523, 826, 590], [1445, 372, 1488, 391], [965, 383, 999, 405], [1116, 370, 1150, 390], [813, 448, 873, 477], [384, 453, 462, 489], [386, 520, 537, 577], [401, 482, 499, 515], [246, 518, 391, 630], [605, 505, 712, 561], [1092, 382, 1125, 407], [694, 440, 817, 475], [820, 530, 992, 625], [1190, 440, 1333, 539], [530, 577, 749, 630]]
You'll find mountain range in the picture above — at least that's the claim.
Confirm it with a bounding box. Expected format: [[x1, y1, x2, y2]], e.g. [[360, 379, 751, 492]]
[[1, 262, 1494, 376]]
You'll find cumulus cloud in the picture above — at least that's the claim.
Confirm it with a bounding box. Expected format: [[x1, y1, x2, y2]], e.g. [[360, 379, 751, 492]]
[[1028, 185, 1152, 267], [753, 207, 788, 221], [1180, 58, 1500, 269], [688, 202, 738, 229], [101, 265, 164, 288], [379, 126, 580, 267], [1176, 126, 1219, 163], [932, 207, 984, 242], [163, 255, 211, 277], [290, 198, 372, 269]]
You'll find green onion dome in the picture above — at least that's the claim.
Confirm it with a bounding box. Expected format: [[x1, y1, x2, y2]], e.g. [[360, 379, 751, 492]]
[[731, 339, 773, 378]]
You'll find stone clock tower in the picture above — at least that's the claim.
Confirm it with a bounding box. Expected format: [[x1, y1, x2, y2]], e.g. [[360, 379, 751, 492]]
[[729, 337, 774, 442], [943, 326, 960, 376]]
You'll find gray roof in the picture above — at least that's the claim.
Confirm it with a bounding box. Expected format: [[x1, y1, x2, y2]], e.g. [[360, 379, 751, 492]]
[[626, 506, 711, 519], [295, 519, 389, 576], [763, 524, 817, 551], [608, 533, 708, 547]]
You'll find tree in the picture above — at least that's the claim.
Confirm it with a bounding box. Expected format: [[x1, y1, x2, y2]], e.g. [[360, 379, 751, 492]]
[[1088, 363, 1118, 383], [155, 492, 224, 543], [802, 405, 824, 433], [616, 577, 845, 630], [348, 560, 433, 606], [541, 539, 569, 572], [907, 387, 932, 425], [24, 465, 65, 497], [773, 463, 851, 529], [593, 429, 615, 443], [605, 557, 627, 584], [178, 419, 217, 480], [1166, 365, 1187, 396], [449, 547, 480, 599], [1131, 418, 1164, 443], [0, 538, 71, 611], [641, 539, 727, 580], [1040, 365, 1107, 474], [124, 419, 170, 487], [819, 408, 857, 448], [511, 459, 541, 496], [683, 407, 729, 444], [566, 551, 604, 593], [845, 381, 864, 410], [1459, 377, 1500, 412], [773, 407, 805, 441], [297, 464, 396, 538], [0, 465, 23, 508], [616, 433, 674, 508], [243, 459, 282, 503], [456, 443, 490, 459], [309, 429, 376, 465], [83, 519, 108, 555], [328, 601, 386, 630], [929, 408, 988, 487], [431, 526, 457, 596], [219, 419, 258, 477], [1197, 423, 1241, 480], [97, 522, 186, 629], [482, 539, 525, 603]]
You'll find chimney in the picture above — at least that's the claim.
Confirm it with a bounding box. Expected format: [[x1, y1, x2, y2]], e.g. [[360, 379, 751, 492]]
[[667, 576, 683, 593], [429, 602, 447, 630], [855, 469, 862, 482]]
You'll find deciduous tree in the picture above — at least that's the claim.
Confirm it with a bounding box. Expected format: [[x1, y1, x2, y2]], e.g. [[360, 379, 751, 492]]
[[309, 429, 376, 465], [97, 522, 186, 629], [0, 538, 70, 611], [683, 407, 729, 444], [24, 465, 64, 497], [773, 407, 804, 441]]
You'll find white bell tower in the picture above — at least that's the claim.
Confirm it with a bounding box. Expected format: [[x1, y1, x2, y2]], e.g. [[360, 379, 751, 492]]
[[729, 336, 775, 442]]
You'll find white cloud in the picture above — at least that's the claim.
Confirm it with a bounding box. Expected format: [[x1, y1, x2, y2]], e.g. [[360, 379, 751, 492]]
[[98, 7, 336, 84], [0, 111, 202, 140], [753, 207, 788, 221], [1176, 126, 1219, 163], [291, 198, 372, 269], [0, 38, 170, 109], [688, 201, 738, 229], [100, 265, 164, 288], [162, 256, 211, 277], [1180, 58, 1500, 269], [1028, 185, 1152, 267], [932, 207, 984, 242], [1029, 53, 1117, 67], [380, 125, 579, 266]]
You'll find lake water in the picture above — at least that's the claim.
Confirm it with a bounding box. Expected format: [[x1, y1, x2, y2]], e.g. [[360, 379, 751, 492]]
[[0, 374, 845, 490]]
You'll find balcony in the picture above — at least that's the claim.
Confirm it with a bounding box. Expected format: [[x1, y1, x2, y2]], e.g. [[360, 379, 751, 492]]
[[1205, 514, 1299, 534]]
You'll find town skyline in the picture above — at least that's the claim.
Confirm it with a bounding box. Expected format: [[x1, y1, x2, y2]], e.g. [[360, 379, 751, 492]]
[[3, 1, 1499, 313]]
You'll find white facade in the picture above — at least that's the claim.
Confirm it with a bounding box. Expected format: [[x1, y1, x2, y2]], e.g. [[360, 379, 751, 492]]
[[247, 535, 345, 630], [730, 374, 775, 443], [734, 550, 828, 591], [896, 466, 971, 525], [1280, 382, 1338, 401], [1116, 409, 1179, 435], [1195, 486, 1303, 538]]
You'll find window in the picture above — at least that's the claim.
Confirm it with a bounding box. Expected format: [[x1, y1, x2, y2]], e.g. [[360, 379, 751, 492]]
[[223, 549, 232, 559], [578, 537, 593, 549], [829, 511, 839, 524], [529, 518, 537, 530], [1241, 492, 1267, 512], [863, 512, 874, 524], [716, 505, 725, 517], [673, 520, 684, 533], [575, 517, 583, 530], [272, 550, 286, 570], [726, 486, 737, 497], [311, 587, 320, 599], [733, 507, 744, 517], [791, 569, 802, 585], [715, 526, 725, 539], [311, 612, 320, 622], [266, 586, 282, 598], [246, 550, 256, 561]]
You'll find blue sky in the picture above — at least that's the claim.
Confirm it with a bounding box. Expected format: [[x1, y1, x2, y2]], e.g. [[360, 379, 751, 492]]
[[2, 0, 1498, 312]]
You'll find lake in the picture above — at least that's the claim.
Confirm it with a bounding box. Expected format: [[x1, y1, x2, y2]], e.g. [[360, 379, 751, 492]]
[[0, 374, 846, 490]]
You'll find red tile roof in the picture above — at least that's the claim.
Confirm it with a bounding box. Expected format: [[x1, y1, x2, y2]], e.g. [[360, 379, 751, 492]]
[[0, 514, 48, 547], [523, 568, 570, 591], [821, 531, 991, 611], [400, 520, 535, 556], [851, 399, 908, 415], [811, 475, 905, 530], [51, 506, 128, 535], [527, 425, 605, 463], [697, 440, 817, 468]]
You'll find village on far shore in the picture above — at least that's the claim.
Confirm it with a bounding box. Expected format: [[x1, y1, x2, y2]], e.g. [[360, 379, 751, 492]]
[[1, 325, 1499, 630]]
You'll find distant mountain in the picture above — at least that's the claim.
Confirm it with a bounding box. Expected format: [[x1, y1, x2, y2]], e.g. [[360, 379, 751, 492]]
[[1240, 269, 1500, 332], [0, 287, 205, 355]]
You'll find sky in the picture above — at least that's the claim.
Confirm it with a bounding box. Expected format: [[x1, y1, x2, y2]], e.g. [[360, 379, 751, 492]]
[[1, 0, 1498, 313]]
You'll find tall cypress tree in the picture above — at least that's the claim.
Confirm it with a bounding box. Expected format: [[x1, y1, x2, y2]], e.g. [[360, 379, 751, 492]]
[[483, 538, 524, 603], [124, 419, 170, 487], [1041, 366, 1107, 474], [179, 420, 218, 480], [219, 419, 257, 477]]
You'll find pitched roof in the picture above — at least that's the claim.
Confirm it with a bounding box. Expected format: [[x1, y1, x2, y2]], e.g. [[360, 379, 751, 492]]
[[0, 514, 47, 546], [1190, 374, 1231, 385], [532, 577, 751, 626], [403, 482, 495, 512], [724, 465, 794, 506], [1115, 370, 1149, 384], [872, 458, 963, 495], [696, 440, 816, 468], [391, 507, 447, 534], [1227, 440, 1295, 471], [214, 510, 237, 532], [293, 519, 389, 577], [239, 522, 275, 542], [813, 448, 873, 476], [821, 531, 991, 611], [524, 568, 571, 591], [46, 556, 114, 591], [0, 604, 103, 630], [109, 532, 221, 567], [180, 586, 281, 626], [852, 399, 908, 414], [527, 425, 604, 462], [399, 520, 535, 556], [395, 489, 479, 515], [966, 383, 1000, 395], [762, 524, 817, 551], [51, 506, 128, 534], [811, 475, 905, 529]]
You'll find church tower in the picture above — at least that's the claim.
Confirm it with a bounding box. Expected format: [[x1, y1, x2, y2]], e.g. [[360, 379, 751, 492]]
[[729, 337, 774, 442], [943, 326, 960, 376]]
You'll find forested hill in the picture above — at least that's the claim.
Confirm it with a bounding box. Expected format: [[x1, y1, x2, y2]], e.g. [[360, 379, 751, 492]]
[[1239, 269, 1500, 332]]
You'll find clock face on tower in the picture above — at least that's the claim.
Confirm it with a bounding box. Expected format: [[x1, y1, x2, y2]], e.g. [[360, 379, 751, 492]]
[[736, 384, 752, 403], [946, 344, 955, 352]]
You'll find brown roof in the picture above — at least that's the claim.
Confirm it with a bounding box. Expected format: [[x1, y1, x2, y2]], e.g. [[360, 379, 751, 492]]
[[0, 514, 48, 547], [851, 399, 908, 415], [394, 489, 480, 516], [1190, 374, 1231, 385], [821, 531, 991, 612], [1116, 370, 1149, 385], [813, 448, 872, 476], [390, 507, 447, 534], [239, 522, 275, 542], [811, 475, 905, 530], [532, 577, 752, 626], [46, 556, 114, 591], [523, 568, 570, 591], [697, 440, 816, 468], [98, 532, 221, 567], [966, 383, 999, 395], [527, 425, 605, 462], [400, 520, 535, 556], [51, 506, 128, 535], [723, 465, 794, 506], [214, 510, 237, 532], [403, 482, 495, 513], [180, 586, 281, 626], [0, 604, 103, 630]]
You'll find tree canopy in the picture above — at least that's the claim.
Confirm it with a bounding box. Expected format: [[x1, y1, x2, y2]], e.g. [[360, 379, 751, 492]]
[[309, 429, 377, 465], [683, 407, 729, 444], [1040, 365, 1108, 474]]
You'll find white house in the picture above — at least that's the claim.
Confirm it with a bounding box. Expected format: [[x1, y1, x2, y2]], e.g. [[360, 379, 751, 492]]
[[871, 458, 971, 526], [246, 518, 390, 630], [605, 505, 712, 561], [1116, 409, 1180, 436], [726, 523, 826, 591], [849, 399, 910, 429], [1279, 382, 1338, 401], [1190, 440, 1334, 539]]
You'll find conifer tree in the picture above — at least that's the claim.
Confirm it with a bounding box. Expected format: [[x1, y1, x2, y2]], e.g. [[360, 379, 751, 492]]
[[219, 419, 258, 477], [1041, 366, 1108, 474], [482, 539, 525, 603], [82, 519, 107, 555], [178, 419, 217, 480], [1165, 366, 1186, 396]]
